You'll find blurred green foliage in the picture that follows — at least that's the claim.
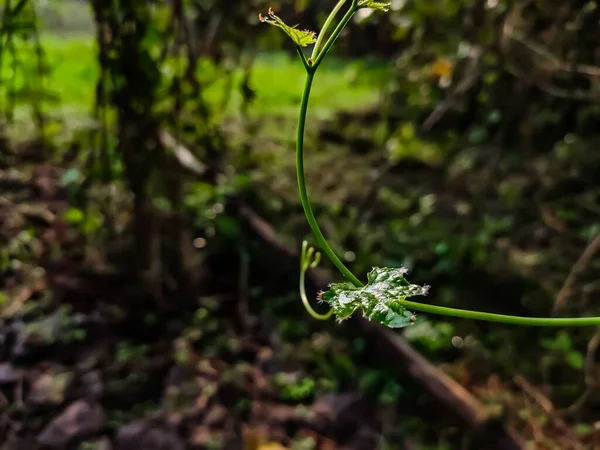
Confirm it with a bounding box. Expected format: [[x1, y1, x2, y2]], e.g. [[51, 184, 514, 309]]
[[1, 0, 600, 448]]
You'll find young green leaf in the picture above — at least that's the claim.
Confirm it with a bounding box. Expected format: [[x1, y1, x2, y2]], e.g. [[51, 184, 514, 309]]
[[319, 267, 429, 328], [357, 0, 392, 12], [259, 8, 317, 48]]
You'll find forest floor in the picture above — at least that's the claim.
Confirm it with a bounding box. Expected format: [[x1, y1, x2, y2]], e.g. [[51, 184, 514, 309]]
[[2, 112, 600, 449], [0, 145, 391, 450], [2, 5, 600, 449]]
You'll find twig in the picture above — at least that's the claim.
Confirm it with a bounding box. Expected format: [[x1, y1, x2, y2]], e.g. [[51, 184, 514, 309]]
[[158, 130, 206, 176], [238, 237, 250, 333], [500, 5, 600, 103], [420, 45, 483, 131], [553, 233, 600, 314], [557, 329, 600, 417], [513, 375, 554, 415], [506, 28, 600, 78]]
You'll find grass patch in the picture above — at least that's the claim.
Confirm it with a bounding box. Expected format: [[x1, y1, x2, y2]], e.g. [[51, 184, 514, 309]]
[[1, 34, 388, 139], [251, 53, 387, 118]]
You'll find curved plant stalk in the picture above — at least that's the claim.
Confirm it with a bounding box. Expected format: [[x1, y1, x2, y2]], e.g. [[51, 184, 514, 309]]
[[296, 68, 362, 287], [310, 0, 348, 61], [263, 2, 600, 327], [400, 301, 600, 327], [313, 1, 358, 67], [300, 241, 333, 320]]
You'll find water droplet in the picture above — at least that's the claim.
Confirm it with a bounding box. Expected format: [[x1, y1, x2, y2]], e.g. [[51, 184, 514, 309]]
[[193, 238, 207, 249], [451, 336, 464, 348]]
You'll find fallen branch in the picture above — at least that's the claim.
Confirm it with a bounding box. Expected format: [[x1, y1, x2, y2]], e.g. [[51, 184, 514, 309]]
[[236, 203, 525, 450], [158, 130, 206, 177]]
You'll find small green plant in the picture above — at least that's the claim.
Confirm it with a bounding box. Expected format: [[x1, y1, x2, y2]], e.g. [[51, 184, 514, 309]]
[[261, 0, 600, 328], [115, 342, 149, 363], [273, 372, 316, 402]]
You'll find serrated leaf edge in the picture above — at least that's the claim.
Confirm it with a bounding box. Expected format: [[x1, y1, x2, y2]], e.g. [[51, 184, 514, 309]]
[[259, 8, 317, 48]]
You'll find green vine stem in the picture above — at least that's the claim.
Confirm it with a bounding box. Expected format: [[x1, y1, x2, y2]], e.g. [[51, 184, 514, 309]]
[[310, 0, 348, 61], [313, 1, 358, 67], [296, 67, 362, 287], [293, 1, 600, 327], [401, 301, 600, 327]]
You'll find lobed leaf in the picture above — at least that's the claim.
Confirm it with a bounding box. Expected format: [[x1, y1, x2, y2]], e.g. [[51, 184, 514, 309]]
[[259, 8, 317, 48], [357, 0, 391, 12], [319, 267, 429, 328]]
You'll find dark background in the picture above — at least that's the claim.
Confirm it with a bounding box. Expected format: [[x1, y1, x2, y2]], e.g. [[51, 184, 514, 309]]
[[1, 0, 600, 448]]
